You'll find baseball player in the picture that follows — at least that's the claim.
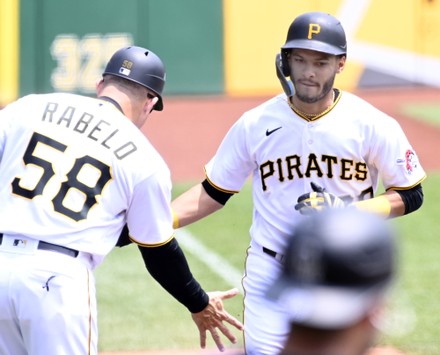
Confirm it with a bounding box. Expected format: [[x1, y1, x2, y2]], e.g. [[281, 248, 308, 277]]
[[0, 46, 243, 355], [267, 208, 397, 355], [171, 12, 426, 354]]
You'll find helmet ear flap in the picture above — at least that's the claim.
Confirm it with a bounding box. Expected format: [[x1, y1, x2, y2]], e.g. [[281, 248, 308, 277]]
[[276, 53, 295, 98], [280, 50, 290, 77]]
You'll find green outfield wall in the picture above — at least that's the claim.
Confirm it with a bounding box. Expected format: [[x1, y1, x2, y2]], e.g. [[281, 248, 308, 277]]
[[0, 0, 439, 106], [17, 0, 223, 102]]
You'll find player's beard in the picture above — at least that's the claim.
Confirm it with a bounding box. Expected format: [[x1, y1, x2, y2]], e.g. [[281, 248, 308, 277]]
[[294, 76, 335, 104]]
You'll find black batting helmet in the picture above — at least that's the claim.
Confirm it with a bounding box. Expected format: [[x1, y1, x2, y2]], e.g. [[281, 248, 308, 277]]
[[280, 12, 347, 76], [267, 208, 396, 329], [103, 46, 166, 111]]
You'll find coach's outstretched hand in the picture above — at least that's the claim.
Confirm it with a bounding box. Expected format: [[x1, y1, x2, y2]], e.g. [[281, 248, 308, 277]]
[[191, 288, 244, 352]]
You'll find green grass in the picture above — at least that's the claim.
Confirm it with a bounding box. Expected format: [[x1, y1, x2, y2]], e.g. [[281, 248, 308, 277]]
[[402, 104, 440, 128], [377, 173, 440, 355], [96, 176, 440, 353], [96, 182, 251, 352]]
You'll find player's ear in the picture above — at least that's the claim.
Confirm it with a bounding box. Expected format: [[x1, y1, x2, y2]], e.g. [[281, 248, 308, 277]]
[[336, 55, 346, 73], [96, 78, 104, 94], [144, 96, 158, 114]]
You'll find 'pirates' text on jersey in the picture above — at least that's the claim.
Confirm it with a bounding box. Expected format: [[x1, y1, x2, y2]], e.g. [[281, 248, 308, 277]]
[[205, 91, 425, 253]]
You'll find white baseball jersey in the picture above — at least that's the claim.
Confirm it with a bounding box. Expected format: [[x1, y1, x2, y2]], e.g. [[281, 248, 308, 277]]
[[206, 90, 426, 254], [0, 93, 174, 267], [205, 90, 426, 354], [0, 92, 174, 354]]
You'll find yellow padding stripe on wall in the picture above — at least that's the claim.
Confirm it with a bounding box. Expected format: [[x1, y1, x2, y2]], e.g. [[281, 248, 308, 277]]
[[0, 0, 19, 106]]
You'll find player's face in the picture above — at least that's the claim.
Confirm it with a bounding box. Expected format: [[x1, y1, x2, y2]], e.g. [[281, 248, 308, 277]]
[[288, 49, 345, 104]]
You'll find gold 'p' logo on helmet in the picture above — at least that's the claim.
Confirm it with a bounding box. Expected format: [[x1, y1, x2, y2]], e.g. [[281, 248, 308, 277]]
[[308, 24, 321, 39]]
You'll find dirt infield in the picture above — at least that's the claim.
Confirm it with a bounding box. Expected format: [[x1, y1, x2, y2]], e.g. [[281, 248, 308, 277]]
[[100, 346, 405, 355], [112, 86, 439, 355]]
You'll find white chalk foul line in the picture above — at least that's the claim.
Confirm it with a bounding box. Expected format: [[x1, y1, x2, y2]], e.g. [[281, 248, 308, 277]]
[[176, 229, 244, 294]]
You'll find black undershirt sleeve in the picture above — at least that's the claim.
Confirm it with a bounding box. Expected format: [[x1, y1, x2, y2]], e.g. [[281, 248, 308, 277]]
[[138, 238, 209, 313], [201, 178, 234, 205], [394, 183, 424, 215], [115, 224, 131, 247]]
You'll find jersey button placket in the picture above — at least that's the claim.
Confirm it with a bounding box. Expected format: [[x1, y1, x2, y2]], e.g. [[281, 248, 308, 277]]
[[307, 123, 314, 145]]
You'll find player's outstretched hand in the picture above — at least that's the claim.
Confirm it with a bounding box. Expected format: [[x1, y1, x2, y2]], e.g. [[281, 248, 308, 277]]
[[295, 182, 345, 215], [191, 288, 244, 352]]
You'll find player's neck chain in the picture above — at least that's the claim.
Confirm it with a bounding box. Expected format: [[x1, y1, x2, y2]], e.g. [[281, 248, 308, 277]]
[[288, 90, 335, 120]]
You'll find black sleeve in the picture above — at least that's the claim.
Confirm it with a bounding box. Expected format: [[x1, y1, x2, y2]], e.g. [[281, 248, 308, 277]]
[[138, 238, 209, 313], [394, 183, 424, 215], [201, 178, 234, 205], [115, 224, 132, 247]]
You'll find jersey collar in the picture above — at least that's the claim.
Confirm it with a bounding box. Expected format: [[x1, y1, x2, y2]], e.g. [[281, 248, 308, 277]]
[[98, 96, 124, 115]]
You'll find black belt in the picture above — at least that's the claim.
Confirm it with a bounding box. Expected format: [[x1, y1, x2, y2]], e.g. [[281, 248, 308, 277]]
[[0, 233, 79, 258], [262, 246, 285, 262]]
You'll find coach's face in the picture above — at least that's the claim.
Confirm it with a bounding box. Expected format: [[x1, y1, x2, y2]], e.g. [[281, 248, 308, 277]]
[[288, 48, 345, 104]]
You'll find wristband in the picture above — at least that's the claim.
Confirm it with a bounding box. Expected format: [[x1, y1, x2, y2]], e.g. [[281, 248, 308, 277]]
[[353, 196, 391, 218], [172, 209, 179, 229]]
